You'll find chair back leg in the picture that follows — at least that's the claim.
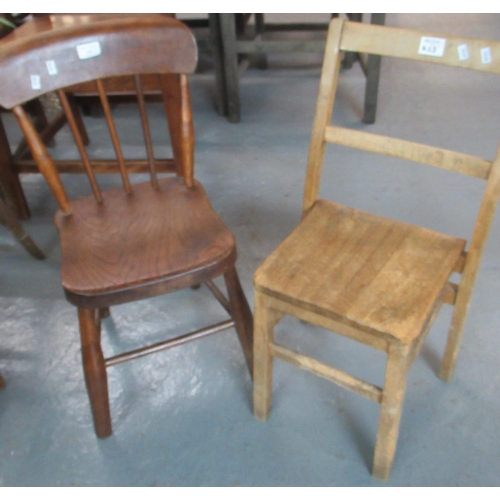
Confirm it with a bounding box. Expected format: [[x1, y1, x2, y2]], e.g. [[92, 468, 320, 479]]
[[224, 267, 254, 377]]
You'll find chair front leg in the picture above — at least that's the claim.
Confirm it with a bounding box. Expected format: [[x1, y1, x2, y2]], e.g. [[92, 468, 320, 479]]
[[372, 342, 411, 481], [224, 267, 254, 377], [78, 307, 112, 438], [0, 371, 5, 389], [253, 291, 282, 422]]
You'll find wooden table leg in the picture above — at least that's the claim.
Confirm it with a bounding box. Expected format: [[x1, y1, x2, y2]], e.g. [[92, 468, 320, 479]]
[[362, 13, 386, 124], [254, 14, 268, 70], [208, 14, 228, 117], [220, 13, 242, 123], [0, 198, 45, 259], [0, 113, 30, 219], [343, 14, 362, 69]]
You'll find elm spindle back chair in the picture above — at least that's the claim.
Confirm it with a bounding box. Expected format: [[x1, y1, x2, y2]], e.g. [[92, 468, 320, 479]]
[[253, 18, 500, 481], [0, 16, 253, 438]]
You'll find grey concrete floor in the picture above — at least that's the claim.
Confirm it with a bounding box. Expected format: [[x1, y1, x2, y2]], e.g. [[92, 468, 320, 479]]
[[1, 13, 500, 486]]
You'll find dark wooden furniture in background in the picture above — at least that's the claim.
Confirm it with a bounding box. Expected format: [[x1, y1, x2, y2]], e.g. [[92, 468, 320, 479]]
[[0, 198, 45, 259], [218, 13, 386, 123], [0, 16, 46, 258], [253, 18, 500, 481], [0, 15, 253, 438]]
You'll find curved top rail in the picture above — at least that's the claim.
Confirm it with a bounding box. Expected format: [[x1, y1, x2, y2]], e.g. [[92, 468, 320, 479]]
[[0, 15, 198, 108]]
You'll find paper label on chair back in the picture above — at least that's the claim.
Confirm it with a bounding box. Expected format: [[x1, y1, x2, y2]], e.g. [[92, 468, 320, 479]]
[[457, 44, 469, 61], [46, 60, 58, 75], [76, 41, 102, 60], [481, 47, 492, 64], [418, 36, 446, 57], [30, 75, 41, 90]]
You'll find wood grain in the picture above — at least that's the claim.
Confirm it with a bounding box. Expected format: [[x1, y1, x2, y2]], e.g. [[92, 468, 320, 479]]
[[255, 199, 465, 345], [56, 177, 235, 295]]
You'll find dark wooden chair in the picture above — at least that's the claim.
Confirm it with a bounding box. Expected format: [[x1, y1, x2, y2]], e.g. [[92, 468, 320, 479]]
[[0, 15, 253, 438], [253, 18, 500, 480]]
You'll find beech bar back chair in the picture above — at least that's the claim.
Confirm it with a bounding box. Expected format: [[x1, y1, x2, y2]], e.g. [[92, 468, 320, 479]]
[[253, 18, 500, 481], [0, 16, 253, 438]]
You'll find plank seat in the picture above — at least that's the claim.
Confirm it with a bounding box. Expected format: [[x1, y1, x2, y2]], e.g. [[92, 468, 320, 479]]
[[58, 178, 235, 299], [255, 199, 466, 345]]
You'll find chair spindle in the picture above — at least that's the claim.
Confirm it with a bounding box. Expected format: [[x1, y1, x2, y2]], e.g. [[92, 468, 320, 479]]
[[134, 75, 159, 189], [96, 79, 132, 194], [57, 90, 103, 203]]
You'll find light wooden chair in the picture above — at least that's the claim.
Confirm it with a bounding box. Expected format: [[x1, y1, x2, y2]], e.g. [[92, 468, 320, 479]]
[[0, 16, 253, 438], [253, 18, 500, 481]]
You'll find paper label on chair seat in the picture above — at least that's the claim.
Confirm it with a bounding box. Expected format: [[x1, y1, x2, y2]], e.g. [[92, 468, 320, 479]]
[[76, 41, 102, 60], [418, 36, 447, 57]]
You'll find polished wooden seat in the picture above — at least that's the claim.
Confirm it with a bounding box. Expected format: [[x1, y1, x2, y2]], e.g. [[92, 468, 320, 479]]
[[0, 16, 253, 438], [58, 178, 235, 301], [253, 18, 500, 481]]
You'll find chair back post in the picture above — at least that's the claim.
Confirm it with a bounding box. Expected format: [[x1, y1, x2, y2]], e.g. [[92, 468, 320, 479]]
[[161, 73, 195, 187], [454, 143, 500, 311], [302, 18, 344, 216], [12, 104, 73, 214]]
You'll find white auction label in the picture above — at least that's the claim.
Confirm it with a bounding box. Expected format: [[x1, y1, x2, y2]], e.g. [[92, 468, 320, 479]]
[[46, 60, 58, 75], [481, 47, 492, 64], [457, 44, 469, 61], [30, 75, 41, 90], [418, 36, 447, 57], [76, 41, 102, 60]]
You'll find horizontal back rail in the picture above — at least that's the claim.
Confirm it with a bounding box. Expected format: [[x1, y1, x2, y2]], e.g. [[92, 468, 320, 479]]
[[324, 126, 492, 179], [12, 159, 177, 174], [340, 21, 500, 74]]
